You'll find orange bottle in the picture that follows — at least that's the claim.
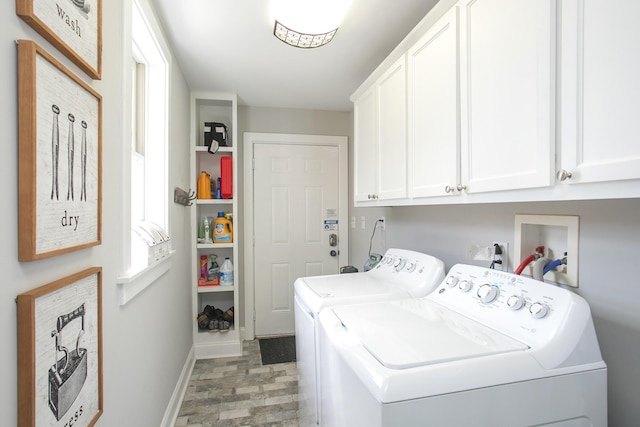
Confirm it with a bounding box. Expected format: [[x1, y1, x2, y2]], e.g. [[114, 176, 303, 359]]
[[198, 171, 211, 199]]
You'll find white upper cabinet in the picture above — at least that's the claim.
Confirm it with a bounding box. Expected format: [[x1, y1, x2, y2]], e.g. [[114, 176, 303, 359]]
[[353, 86, 377, 202], [559, 0, 640, 186], [459, 0, 555, 193], [408, 6, 460, 199], [377, 56, 408, 200], [353, 56, 407, 203]]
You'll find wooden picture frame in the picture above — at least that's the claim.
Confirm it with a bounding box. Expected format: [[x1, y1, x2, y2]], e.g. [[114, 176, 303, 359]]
[[17, 267, 103, 427], [16, 0, 102, 79], [18, 40, 102, 261]]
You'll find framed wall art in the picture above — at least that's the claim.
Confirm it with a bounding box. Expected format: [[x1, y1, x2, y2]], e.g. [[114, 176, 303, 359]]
[[18, 40, 102, 261], [17, 267, 103, 427], [16, 0, 102, 79]]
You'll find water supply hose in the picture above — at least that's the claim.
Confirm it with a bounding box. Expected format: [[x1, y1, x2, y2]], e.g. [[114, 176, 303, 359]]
[[515, 255, 536, 275], [543, 258, 564, 275], [514, 246, 545, 275], [532, 257, 550, 281]]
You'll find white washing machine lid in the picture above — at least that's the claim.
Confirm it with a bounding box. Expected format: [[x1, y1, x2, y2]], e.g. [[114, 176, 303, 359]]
[[332, 299, 528, 369]]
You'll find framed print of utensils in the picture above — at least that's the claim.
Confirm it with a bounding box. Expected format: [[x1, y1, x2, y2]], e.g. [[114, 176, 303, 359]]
[[18, 40, 102, 261], [16, 0, 102, 79], [17, 267, 103, 427]]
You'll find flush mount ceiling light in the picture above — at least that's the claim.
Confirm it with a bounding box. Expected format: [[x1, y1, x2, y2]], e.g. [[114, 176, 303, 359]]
[[272, 0, 351, 48]]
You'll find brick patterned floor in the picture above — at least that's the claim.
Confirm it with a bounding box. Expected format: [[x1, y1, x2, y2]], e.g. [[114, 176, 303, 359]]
[[174, 340, 300, 427]]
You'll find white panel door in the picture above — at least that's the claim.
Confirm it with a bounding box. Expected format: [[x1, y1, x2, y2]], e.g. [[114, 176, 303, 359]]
[[559, 0, 640, 184], [377, 55, 408, 200], [253, 142, 342, 336], [408, 6, 459, 198], [459, 0, 554, 193]]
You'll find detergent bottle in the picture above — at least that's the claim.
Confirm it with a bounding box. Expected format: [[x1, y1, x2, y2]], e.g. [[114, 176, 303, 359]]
[[220, 257, 234, 286], [197, 171, 211, 199], [213, 212, 233, 243]]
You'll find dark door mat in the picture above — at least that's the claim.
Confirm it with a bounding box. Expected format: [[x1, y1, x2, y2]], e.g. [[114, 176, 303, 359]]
[[258, 336, 296, 365]]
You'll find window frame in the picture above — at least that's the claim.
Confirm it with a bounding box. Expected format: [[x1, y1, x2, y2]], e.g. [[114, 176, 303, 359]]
[[117, 0, 172, 299]]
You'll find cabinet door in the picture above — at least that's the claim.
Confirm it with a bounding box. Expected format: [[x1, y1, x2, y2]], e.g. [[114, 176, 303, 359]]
[[377, 55, 407, 200], [459, 0, 554, 193], [560, 0, 640, 184], [408, 7, 459, 198], [353, 86, 378, 202]]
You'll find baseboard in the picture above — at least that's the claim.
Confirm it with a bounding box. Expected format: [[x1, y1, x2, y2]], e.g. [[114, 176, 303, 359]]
[[160, 346, 196, 427]]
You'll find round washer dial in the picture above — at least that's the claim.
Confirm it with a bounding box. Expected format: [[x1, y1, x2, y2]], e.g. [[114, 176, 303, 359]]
[[507, 295, 526, 311], [530, 302, 549, 319], [477, 284, 500, 304], [445, 275, 459, 287], [394, 258, 406, 271], [458, 280, 473, 292]]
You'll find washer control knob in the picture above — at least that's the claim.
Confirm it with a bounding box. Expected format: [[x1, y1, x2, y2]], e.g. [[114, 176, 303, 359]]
[[477, 284, 499, 304], [530, 302, 549, 319], [507, 295, 525, 311], [445, 275, 459, 288], [394, 258, 406, 271], [458, 280, 473, 292], [405, 261, 417, 272]]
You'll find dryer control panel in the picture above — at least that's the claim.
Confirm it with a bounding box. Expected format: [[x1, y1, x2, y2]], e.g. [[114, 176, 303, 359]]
[[428, 264, 593, 350], [368, 248, 445, 297]]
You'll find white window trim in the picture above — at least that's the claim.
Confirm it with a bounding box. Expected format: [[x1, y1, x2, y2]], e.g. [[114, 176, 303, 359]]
[[116, 0, 172, 304]]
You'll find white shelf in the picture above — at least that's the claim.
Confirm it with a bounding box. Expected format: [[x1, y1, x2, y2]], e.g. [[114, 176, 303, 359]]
[[197, 243, 233, 249], [196, 199, 233, 205], [197, 285, 235, 293], [195, 145, 234, 153], [190, 91, 241, 359]]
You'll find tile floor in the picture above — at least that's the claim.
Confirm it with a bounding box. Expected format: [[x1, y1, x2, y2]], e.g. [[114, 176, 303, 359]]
[[174, 340, 300, 427]]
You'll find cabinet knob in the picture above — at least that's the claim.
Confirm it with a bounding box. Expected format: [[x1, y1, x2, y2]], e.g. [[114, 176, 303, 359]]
[[444, 185, 455, 194], [456, 184, 467, 192], [556, 169, 573, 181]]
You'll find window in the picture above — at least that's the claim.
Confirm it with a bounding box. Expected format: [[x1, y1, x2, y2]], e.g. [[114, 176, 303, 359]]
[[124, 0, 170, 275]]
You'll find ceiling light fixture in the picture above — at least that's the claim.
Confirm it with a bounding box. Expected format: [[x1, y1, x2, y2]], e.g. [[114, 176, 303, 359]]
[[272, 0, 351, 49]]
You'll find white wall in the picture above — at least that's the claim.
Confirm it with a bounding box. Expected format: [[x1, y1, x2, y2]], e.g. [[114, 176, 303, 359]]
[[2, 2, 192, 426], [381, 199, 640, 426]]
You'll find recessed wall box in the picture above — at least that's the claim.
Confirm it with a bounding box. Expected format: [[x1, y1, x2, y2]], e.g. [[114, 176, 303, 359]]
[[514, 214, 579, 287]]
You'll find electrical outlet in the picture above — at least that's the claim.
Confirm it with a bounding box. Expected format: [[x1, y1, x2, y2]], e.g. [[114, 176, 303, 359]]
[[360, 216, 366, 230], [351, 216, 356, 229], [380, 216, 385, 231], [491, 242, 508, 271]]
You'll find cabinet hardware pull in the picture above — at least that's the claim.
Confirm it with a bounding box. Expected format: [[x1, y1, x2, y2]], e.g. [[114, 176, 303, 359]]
[[556, 169, 573, 181], [456, 184, 467, 192]]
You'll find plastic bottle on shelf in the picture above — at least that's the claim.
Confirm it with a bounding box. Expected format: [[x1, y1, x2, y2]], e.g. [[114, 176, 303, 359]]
[[200, 255, 208, 279], [207, 255, 219, 285], [220, 257, 234, 286], [202, 216, 211, 243], [213, 212, 233, 243], [197, 171, 211, 199]]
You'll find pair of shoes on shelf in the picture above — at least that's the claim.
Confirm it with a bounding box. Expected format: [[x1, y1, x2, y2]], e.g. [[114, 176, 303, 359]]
[[222, 306, 234, 323], [196, 305, 232, 332]]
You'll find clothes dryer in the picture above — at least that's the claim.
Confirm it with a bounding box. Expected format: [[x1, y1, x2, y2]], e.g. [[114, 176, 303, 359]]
[[319, 264, 607, 427], [294, 248, 445, 426]]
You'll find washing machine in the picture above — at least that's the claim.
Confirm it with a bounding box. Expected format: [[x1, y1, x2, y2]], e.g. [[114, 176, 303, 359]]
[[294, 248, 445, 426], [318, 264, 607, 427]]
